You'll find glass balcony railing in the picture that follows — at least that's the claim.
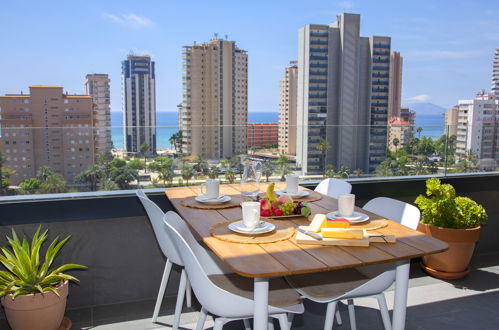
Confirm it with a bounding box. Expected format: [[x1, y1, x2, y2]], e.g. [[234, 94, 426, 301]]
[[0, 122, 497, 199]]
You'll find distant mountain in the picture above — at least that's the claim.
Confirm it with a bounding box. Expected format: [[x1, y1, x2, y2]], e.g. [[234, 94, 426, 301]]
[[404, 102, 447, 116]]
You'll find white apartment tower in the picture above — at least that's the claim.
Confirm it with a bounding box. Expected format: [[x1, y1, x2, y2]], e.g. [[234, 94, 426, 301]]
[[456, 91, 499, 163], [278, 61, 298, 155], [493, 48, 499, 97], [84, 74, 112, 154], [121, 55, 156, 155], [297, 13, 391, 174], [179, 39, 248, 159]]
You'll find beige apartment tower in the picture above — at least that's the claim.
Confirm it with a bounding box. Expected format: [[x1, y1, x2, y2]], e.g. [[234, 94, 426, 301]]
[[445, 105, 459, 136], [278, 61, 298, 155], [179, 39, 248, 159], [85, 74, 112, 154], [0, 86, 95, 185], [388, 51, 403, 118]]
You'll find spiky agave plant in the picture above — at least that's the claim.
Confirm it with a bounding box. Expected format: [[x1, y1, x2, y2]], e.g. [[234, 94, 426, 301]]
[[0, 225, 87, 298]]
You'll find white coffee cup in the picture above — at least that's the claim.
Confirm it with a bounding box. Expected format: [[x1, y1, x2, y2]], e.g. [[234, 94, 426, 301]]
[[338, 194, 355, 217], [200, 179, 220, 199], [285, 174, 299, 195], [241, 201, 260, 230]]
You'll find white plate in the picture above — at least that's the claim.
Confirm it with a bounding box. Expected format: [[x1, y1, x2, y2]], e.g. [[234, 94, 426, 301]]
[[195, 195, 231, 204], [276, 189, 310, 198], [326, 211, 370, 224], [228, 221, 276, 235]]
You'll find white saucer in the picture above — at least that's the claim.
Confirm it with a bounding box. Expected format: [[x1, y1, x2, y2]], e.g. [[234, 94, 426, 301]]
[[326, 211, 370, 224], [276, 189, 309, 198], [228, 221, 276, 235], [195, 195, 231, 204]]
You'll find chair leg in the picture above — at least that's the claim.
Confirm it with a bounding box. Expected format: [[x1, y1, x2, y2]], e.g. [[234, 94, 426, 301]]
[[347, 299, 356, 330], [152, 259, 172, 323], [243, 319, 251, 330], [335, 308, 342, 326], [186, 279, 192, 308], [376, 293, 392, 330], [287, 313, 294, 329], [324, 301, 338, 330], [214, 317, 225, 330], [268, 317, 275, 330], [195, 307, 208, 330], [277, 313, 290, 330], [172, 269, 188, 330]]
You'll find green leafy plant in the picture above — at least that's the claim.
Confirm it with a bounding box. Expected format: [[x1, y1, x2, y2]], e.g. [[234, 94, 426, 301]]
[[415, 178, 487, 229], [0, 226, 87, 297]]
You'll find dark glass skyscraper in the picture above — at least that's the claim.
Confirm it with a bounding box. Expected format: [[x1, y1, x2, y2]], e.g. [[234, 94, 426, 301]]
[[121, 55, 156, 155]]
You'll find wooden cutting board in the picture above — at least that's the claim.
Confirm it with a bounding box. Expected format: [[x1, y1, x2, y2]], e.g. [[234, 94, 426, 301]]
[[294, 227, 396, 247], [295, 229, 370, 247]]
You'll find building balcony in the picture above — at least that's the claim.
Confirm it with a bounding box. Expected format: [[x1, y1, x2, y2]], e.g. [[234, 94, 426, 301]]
[[310, 55, 328, 60], [309, 47, 328, 53], [309, 70, 327, 75], [310, 39, 328, 45], [309, 79, 328, 83], [310, 63, 328, 68]]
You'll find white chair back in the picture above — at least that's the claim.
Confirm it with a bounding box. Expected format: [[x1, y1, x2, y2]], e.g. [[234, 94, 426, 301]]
[[362, 197, 420, 230], [162, 212, 255, 318], [314, 178, 352, 199], [136, 190, 183, 266]]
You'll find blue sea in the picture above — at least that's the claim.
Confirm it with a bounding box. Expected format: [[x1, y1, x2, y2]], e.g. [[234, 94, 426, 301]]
[[111, 111, 278, 149], [110, 112, 444, 149]]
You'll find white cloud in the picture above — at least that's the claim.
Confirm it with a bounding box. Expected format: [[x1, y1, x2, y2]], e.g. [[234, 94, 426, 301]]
[[406, 94, 431, 103], [103, 13, 152, 27], [406, 50, 480, 60], [336, 1, 354, 10]]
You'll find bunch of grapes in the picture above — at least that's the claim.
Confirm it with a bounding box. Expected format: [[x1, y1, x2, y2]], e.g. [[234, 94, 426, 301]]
[[293, 202, 304, 215], [279, 202, 295, 216]]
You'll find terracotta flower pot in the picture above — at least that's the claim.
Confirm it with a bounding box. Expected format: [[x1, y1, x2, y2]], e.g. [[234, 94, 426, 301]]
[[1, 280, 68, 330], [417, 222, 481, 279]]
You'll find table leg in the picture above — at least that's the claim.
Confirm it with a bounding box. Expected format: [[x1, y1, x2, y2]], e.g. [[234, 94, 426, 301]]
[[254, 277, 269, 330], [392, 260, 410, 330]]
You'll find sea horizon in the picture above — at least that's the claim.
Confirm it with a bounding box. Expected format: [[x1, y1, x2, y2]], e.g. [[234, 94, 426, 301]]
[[110, 112, 445, 149]]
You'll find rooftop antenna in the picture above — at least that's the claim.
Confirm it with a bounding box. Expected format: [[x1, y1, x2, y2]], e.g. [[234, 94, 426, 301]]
[[225, 34, 228, 40], [214, 32, 218, 39]]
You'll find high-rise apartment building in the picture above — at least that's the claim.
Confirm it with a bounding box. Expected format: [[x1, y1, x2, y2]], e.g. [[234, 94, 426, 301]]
[[122, 55, 156, 155], [278, 61, 298, 155], [296, 13, 392, 174], [492, 48, 499, 96], [0, 86, 95, 185], [456, 91, 499, 162], [84, 74, 112, 154], [179, 39, 248, 159], [445, 105, 459, 136], [388, 51, 403, 118]]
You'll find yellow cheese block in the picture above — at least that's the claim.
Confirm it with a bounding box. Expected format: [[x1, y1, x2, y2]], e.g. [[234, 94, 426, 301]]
[[325, 219, 350, 228], [321, 228, 364, 240], [308, 214, 327, 233]]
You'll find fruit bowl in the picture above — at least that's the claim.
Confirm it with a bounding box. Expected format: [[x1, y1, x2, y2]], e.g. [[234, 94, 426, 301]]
[[258, 183, 312, 218]]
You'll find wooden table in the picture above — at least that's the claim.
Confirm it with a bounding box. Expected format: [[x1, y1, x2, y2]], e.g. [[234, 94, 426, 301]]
[[165, 183, 448, 330]]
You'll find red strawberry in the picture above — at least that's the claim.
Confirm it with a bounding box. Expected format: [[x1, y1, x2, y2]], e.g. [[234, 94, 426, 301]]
[[261, 209, 271, 217], [274, 209, 283, 216]]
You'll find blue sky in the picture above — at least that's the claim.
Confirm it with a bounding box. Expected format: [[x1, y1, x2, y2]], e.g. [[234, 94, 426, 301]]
[[1, 0, 498, 112]]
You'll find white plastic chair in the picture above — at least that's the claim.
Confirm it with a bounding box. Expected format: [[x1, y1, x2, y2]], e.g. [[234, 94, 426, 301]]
[[136, 190, 189, 328], [287, 197, 420, 330], [314, 178, 352, 199], [162, 211, 305, 330]]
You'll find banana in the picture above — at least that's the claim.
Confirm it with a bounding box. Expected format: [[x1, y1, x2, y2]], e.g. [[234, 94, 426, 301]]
[[266, 183, 277, 202]]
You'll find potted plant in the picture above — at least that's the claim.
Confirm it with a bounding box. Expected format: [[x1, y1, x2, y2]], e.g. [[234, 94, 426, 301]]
[[0, 226, 87, 330], [415, 178, 487, 279]]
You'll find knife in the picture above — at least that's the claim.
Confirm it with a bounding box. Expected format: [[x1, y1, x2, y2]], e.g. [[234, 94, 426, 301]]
[[296, 227, 323, 240]]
